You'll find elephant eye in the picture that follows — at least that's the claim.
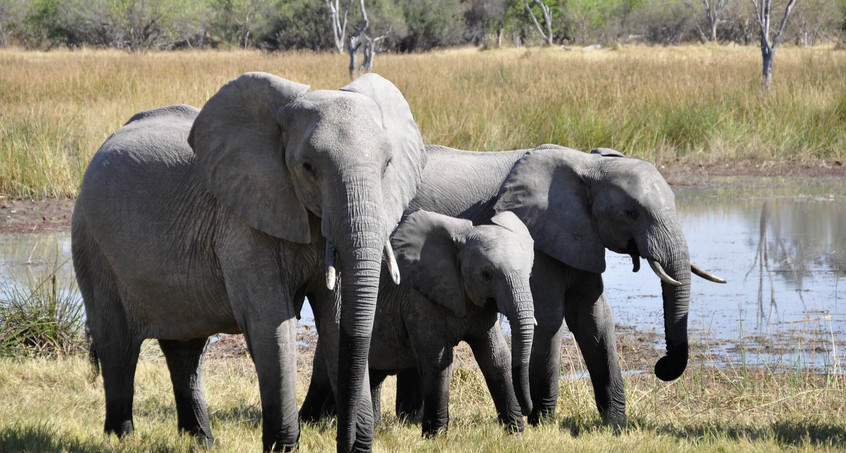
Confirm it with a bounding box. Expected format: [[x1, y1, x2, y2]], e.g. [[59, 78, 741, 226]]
[[302, 162, 315, 174], [382, 157, 392, 176], [481, 270, 493, 281], [625, 209, 639, 220]]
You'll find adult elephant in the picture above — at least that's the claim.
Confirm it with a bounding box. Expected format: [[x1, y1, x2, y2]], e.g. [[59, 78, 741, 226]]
[[72, 72, 426, 452], [302, 144, 723, 427]]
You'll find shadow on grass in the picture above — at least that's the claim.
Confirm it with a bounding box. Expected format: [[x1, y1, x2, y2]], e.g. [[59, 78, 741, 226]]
[[560, 416, 846, 447], [0, 423, 100, 452]]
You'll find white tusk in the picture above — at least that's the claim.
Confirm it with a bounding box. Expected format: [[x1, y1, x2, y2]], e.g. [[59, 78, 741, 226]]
[[383, 240, 401, 285], [691, 262, 727, 284], [325, 242, 337, 291], [533, 317, 538, 326], [648, 259, 682, 286]]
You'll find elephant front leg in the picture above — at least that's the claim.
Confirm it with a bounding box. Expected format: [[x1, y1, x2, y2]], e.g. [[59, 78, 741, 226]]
[[416, 348, 453, 437], [243, 316, 300, 451], [299, 340, 337, 423], [565, 277, 626, 427], [467, 327, 524, 433]]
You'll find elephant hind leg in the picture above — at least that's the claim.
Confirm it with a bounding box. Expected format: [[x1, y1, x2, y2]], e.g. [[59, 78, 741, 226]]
[[160, 337, 214, 447], [97, 327, 142, 437], [73, 231, 141, 437], [394, 368, 423, 422]]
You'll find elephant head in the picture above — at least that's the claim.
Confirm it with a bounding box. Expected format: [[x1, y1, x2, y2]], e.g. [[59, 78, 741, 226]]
[[494, 146, 723, 383], [187, 72, 426, 450], [391, 210, 536, 415]]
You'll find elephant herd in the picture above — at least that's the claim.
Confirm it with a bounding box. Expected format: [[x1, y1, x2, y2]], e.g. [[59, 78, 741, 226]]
[[72, 72, 724, 452]]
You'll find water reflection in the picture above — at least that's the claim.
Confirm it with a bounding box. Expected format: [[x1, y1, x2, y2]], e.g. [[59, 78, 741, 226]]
[[606, 176, 845, 372]]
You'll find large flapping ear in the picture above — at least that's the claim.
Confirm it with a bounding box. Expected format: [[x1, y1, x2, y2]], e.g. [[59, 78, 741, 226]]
[[189, 72, 312, 243], [341, 74, 427, 237], [391, 210, 473, 317], [493, 147, 606, 274]]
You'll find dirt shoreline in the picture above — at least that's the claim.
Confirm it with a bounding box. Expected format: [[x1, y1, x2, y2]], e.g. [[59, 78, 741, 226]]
[[1, 160, 843, 234]]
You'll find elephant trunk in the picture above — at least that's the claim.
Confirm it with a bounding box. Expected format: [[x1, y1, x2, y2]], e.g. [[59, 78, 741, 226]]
[[644, 221, 691, 382], [332, 174, 385, 452], [504, 275, 535, 416]]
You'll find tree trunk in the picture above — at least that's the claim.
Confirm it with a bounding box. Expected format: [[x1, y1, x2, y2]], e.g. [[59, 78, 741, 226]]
[[761, 45, 774, 88]]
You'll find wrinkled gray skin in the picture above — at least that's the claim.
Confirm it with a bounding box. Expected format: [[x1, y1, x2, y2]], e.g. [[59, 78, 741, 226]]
[[372, 210, 534, 436], [304, 144, 720, 427], [72, 72, 426, 452]]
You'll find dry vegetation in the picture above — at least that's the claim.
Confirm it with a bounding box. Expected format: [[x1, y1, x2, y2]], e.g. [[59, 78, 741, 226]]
[[0, 45, 844, 199], [0, 336, 844, 452]]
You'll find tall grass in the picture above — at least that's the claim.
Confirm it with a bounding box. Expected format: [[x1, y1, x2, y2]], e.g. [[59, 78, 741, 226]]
[[0, 257, 84, 357], [0, 45, 843, 199]]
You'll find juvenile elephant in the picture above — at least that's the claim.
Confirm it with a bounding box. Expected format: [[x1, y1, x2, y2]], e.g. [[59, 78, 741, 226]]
[[303, 144, 724, 427], [305, 209, 535, 436], [72, 72, 426, 451]]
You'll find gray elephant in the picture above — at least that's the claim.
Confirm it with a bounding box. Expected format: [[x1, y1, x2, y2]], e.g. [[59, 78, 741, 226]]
[[367, 209, 534, 436], [302, 144, 724, 427], [72, 72, 426, 452]]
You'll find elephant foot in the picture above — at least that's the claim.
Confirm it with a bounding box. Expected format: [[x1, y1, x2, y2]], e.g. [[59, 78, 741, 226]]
[[105, 420, 134, 438], [601, 409, 627, 434], [421, 421, 448, 438], [503, 417, 525, 435], [528, 407, 555, 426], [195, 434, 215, 449]]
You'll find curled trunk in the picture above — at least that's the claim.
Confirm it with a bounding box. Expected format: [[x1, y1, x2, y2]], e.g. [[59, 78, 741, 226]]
[[652, 239, 691, 382]]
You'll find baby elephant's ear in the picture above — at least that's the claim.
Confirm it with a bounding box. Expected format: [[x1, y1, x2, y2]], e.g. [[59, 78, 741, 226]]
[[590, 147, 626, 158], [491, 211, 533, 248], [390, 210, 473, 317]]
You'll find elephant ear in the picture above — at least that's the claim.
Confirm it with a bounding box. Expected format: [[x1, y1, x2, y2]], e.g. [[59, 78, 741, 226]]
[[340, 74, 427, 237], [494, 148, 606, 274], [188, 72, 313, 243], [391, 210, 473, 317], [591, 147, 626, 158], [491, 211, 534, 250]]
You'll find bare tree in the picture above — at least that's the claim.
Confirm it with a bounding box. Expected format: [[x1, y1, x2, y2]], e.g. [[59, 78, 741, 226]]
[[361, 26, 392, 73], [523, 0, 553, 46], [347, 0, 369, 79], [682, 0, 732, 42], [750, 0, 798, 89], [325, 0, 351, 53]]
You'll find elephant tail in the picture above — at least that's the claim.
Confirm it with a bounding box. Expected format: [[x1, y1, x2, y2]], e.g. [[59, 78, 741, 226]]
[[85, 326, 100, 383]]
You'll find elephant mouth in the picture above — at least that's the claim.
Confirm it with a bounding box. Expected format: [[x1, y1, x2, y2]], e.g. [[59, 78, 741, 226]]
[[625, 239, 641, 272]]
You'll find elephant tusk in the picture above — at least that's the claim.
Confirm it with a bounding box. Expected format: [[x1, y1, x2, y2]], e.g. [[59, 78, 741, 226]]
[[383, 240, 401, 285], [690, 262, 727, 284], [533, 317, 538, 326], [630, 253, 641, 273], [648, 259, 682, 286], [325, 242, 337, 291]]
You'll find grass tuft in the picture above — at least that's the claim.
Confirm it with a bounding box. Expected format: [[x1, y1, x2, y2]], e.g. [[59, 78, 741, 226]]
[[0, 257, 85, 357]]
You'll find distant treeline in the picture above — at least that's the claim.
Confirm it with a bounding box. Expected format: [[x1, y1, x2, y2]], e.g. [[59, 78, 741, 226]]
[[0, 0, 843, 51]]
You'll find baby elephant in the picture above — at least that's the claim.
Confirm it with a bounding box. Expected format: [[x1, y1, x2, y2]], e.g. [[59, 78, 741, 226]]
[[305, 209, 536, 436]]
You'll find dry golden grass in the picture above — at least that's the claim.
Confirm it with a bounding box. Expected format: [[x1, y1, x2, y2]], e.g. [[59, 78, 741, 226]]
[[1, 45, 844, 199], [0, 339, 844, 452]]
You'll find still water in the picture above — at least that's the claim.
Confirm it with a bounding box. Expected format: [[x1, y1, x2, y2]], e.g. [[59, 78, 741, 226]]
[[1, 176, 843, 371]]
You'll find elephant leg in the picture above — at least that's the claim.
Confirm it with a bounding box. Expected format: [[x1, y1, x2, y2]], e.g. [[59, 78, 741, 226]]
[[395, 368, 423, 421], [369, 370, 389, 426], [565, 275, 626, 426], [159, 337, 214, 447], [416, 348, 453, 437], [300, 340, 337, 423], [528, 254, 568, 425], [467, 326, 523, 433], [97, 327, 142, 437]]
